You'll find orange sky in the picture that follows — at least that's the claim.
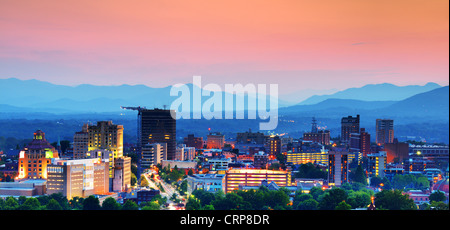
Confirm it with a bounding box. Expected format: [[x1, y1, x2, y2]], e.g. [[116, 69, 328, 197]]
[[0, 0, 448, 93]]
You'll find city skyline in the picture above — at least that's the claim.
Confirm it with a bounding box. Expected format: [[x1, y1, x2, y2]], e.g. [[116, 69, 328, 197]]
[[0, 0, 448, 95]]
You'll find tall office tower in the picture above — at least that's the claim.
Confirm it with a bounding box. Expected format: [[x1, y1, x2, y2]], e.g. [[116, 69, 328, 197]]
[[138, 109, 176, 161], [86, 121, 123, 179], [349, 132, 361, 153], [73, 123, 89, 159], [18, 130, 59, 179], [367, 151, 387, 178], [184, 134, 204, 149], [341, 115, 360, 143], [140, 143, 166, 169], [206, 132, 225, 149], [328, 150, 348, 187], [376, 119, 394, 146], [359, 128, 371, 156], [88, 121, 124, 159], [267, 135, 281, 156], [349, 128, 371, 157]]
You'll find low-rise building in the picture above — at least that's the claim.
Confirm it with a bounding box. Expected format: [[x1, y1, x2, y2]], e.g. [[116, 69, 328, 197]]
[[0, 179, 46, 197], [186, 173, 226, 194], [224, 168, 290, 193]]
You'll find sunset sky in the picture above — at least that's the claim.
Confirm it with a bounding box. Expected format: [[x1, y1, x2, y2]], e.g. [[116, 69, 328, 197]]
[[0, 0, 448, 95]]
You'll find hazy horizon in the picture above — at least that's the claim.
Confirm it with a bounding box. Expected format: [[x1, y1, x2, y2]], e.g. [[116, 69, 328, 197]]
[[0, 0, 448, 95]]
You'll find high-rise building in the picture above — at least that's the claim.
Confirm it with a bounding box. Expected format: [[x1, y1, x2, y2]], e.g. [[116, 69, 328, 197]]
[[73, 123, 89, 159], [328, 150, 348, 187], [267, 135, 281, 156], [88, 121, 124, 159], [138, 109, 176, 160], [341, 115, 360, 143], [349, 128, 371, 157], [367, 151, 387, 178], [83, 121, 123, 179], [18, 130, 59, 180], [376, 119, 394, 146], [46, 158, 109, 200], [359, 128, 371, 156], [206, 132, 225, 149]]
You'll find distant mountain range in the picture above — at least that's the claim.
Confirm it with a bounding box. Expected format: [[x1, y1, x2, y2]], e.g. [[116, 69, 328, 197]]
[[0, 78, 448, 144], [297, 82, 442, 105], [0, 78, 448, 121], [0, 78, 288, 112]]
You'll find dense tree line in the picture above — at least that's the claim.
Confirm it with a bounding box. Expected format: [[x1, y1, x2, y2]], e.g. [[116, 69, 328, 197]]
[[185, 181, 440, 210], [186, 186, 292, 210], [0, 193, 167, 210]]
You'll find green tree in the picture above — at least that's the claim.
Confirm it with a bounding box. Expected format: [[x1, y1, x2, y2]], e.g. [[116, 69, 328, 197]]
[[131, 173, 137, 186], [178, 180, 188, 195], [122, 200, 139, 210], [295, 163, 327, 179], [347, 191, 371, 209], [212, 192, 243, 210], [4, 197, 19, 210], [335, 201, 352, 210], [141, 202, 161, 210], [140, 175, 149, 187], [375, 189, 416, 210], [69, 197, 84, 210], [102, 197, 121, 210], [18, 197, 41, 210], [296, 199, 319, 210], [263, 190, 290, 210], [0, 198, 4, 210], [18, 196, 27, 205], [192, 189, 216, 207], [353, 164, 367, 185], [202, 204, 215, 210], [293, 191, 313, 208], [46, 199, 63, 210], [48, 193, 70, 210], [429, 190, 447, 203], [150, 194, 167, 207], [236, 189, 265, 210], [186, 197, 201, 210], [426, 201, 449, 210], [309, 186, 325, 201], [319, 188, 348, 210], [370, 176, 383, 187], [82, 196, 101, 210]]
